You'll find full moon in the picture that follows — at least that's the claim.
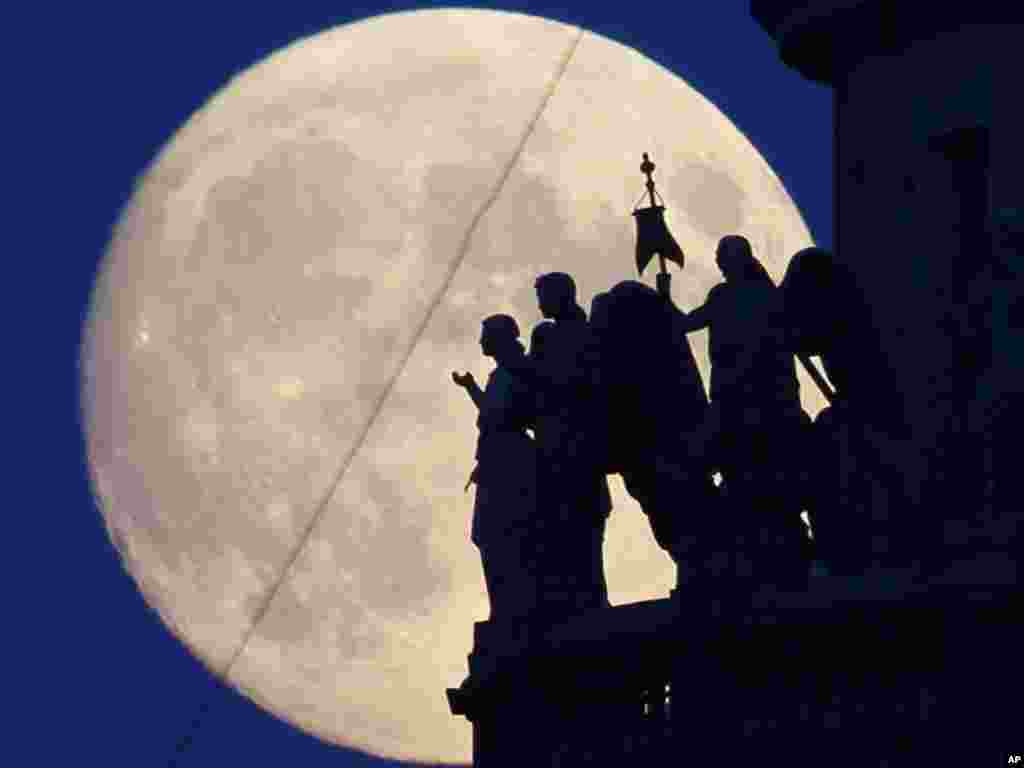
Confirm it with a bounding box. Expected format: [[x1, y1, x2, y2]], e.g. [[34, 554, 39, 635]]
[[81, 8, 818, 764]]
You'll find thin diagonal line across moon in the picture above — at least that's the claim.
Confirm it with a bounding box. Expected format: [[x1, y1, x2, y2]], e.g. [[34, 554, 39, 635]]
[[216, 28, 585, 683], [89, 11, 818, 762]]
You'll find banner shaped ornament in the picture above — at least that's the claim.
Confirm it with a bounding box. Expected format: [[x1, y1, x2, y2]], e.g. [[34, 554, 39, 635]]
[[632, 152, 684, 275], [633, 204, 684, 275]]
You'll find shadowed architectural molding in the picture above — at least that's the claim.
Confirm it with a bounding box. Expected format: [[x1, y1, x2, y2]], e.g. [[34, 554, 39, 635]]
[[750, 1, 1022, 85], [448, 584, 1020, 767]]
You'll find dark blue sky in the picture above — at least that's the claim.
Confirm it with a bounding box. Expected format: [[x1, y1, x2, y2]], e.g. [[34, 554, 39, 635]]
[[20, 2, 830, 765]]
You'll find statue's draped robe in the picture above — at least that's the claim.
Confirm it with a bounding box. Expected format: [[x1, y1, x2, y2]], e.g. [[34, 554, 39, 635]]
[[781, 247, 925, 573], [531, 308, 612, 615], [685, 278, 811, 591], [471, 358, 539, 619], [597, 281, 716, 572]]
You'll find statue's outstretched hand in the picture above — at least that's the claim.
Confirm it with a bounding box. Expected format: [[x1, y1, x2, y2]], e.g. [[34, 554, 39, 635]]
[[452, 371, 476, 389]]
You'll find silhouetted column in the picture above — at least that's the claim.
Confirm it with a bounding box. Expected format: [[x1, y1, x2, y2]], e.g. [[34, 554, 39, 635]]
[[753, 3, 1018, 586]]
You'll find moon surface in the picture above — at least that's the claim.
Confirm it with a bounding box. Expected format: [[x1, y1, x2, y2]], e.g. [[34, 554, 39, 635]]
[[81, 8, 818, 764]]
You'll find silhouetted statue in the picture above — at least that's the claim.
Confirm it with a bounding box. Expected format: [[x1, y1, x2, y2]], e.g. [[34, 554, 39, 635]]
[[453, 314, 540, 621], [780, 247, 894, 416], [531, 272, 612, 615], [661, 235, 811, 592], [589, 280, 720, 586], [780, 246, 917, 573]]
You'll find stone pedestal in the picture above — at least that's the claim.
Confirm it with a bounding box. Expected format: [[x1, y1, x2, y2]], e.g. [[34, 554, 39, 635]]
[[449, 586, 1020, 766]]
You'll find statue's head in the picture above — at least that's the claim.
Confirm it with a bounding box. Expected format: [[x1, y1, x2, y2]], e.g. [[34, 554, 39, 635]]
[[480, 314, 520, 358], [780, 246, 846, 351], [603, 280, 676, 367], [535, 272, 577, 319], [715, 235, 770, 284], [785, 246, 834, 280]]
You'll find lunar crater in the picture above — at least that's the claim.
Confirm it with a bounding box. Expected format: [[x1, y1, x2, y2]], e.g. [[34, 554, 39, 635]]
[[669, 160, 748, 240]]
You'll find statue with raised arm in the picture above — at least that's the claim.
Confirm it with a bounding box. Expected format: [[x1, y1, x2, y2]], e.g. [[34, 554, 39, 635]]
[[659, 235, 811, 592], [453, 314, 540, 620]]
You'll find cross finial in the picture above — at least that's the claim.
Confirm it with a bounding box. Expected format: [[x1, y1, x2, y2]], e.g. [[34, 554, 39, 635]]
[[641, 153, 657, 208], [641, 152, 655, 181]]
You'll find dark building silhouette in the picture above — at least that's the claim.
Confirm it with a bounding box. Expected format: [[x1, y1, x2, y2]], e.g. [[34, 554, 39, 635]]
[[447, 6, 1021, 765]]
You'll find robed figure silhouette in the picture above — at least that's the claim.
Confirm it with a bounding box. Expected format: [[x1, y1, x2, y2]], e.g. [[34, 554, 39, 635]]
[[661, 235, 811, 592], [453, 314, 540, 620], [531, 273, 612, 615], [589, 280, 720, 587], [781, 246, 917, 575]]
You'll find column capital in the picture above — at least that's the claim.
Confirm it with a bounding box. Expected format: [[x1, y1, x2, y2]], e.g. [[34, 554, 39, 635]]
[[750, 1, 1016, 85]]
